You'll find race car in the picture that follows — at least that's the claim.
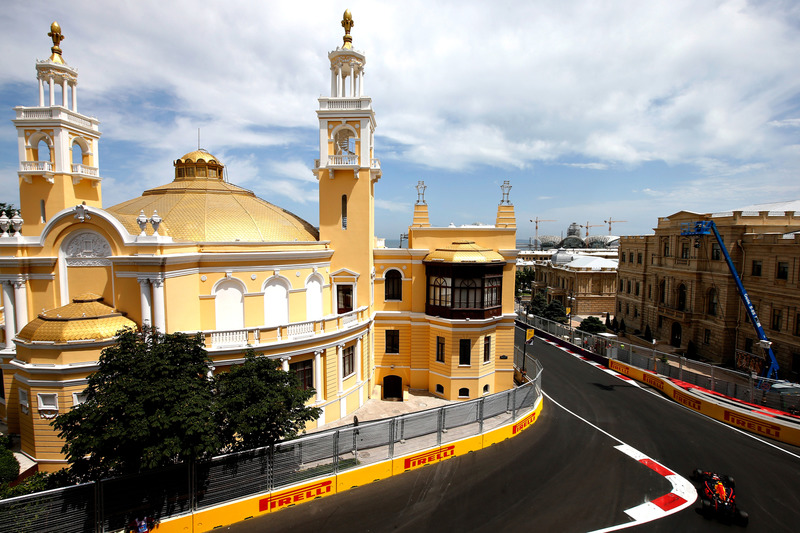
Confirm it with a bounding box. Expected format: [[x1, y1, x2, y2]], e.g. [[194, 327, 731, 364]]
[[691, 469, 749, 526]]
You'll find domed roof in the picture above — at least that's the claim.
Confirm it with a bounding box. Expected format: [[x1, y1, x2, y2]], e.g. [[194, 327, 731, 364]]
[[17, 293, 136, 344], [104, 150, 319, 243], [424, 241, 505, 263], [551, 247, 573, 265]]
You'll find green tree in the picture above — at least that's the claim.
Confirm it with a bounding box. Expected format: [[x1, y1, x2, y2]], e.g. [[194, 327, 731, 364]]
[[515, 268, 534, 295], [52, 327, 220, 480], [215, 351, 322, 452], [0, 436, 19, 485], [578, 316, 606, 334], [543, 300, 567, 323], [528, 292, 547, 316], [0, 203, 16, 218]]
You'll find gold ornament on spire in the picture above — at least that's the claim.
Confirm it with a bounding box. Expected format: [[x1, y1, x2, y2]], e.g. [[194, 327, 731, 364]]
[[47, 21, 65, 63], [341, 9, 354, 49]]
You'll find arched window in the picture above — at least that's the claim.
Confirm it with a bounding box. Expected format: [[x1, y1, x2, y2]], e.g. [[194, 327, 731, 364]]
[[215, 279, 245, 331], [483, 384, 490, 394], [341, 195, 347, 230], [384, 269, 402, 301], [458, 387, 469, 398], [659, 280, 666, 305], [707, 288, 718, 316], [264, 277, 290, 326], [454, 279, 480, 309], [429, 277, 451, 307], [305, 274, 323, 321], [334, 128, 356, 155], [71, 142, 84, 167], [36, 138, 51, 162], [677, 284, 687, 311], [435, 384, 444, 395]]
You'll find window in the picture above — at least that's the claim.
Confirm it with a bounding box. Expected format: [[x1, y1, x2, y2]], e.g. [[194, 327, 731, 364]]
[[435, 384, 444, 394], [72, 391, 87, 406], [634, 282, 640, 296], [215, 279, 245, 331], [342, 346, 355, 377], [341, 194, 348, 229], [745, 338, 754, 353], [264, 278, 289, 327], [657, 315, 663, 329], [617, 301, 622, 312], [385, 269, 402, 300], [436, 336, 445, 363], [704, 329, 711, 345], [385, 330, 400, 354], [680, 242, 690, 259], [707, 288, 718, 316], [621, 253, 625, 263], [458, 387, 469, 398], [483, 336, 491, 363], [663, 241, 670, 257], [677, 284, 687, 311], [648, 285, 652, 299], [777, 262, 789, 280], [711, 243, 721, 261], [484, 277, 501, 308], [429, 277, 451, 307], [290, 359, 314, 390], [625, 303, 630, 315], [305, 274, 323, 321], [483, 384, 490, 394], [628, 252, 634, 263], [626, 280, 631, 293], [633, 307, 638, 318], [659, 280, 666, 304], [337, 284, 353, 314], [752, 260, 762, 277], [19, 389, 30, 415], [454, 278, 480, 308], [459, 339, 471, 366], [772, 309, 783, 332], [637, 253, 642, 264]]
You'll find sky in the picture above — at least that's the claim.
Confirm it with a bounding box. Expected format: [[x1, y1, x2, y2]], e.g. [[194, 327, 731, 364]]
[[1, 0, 799, 243]]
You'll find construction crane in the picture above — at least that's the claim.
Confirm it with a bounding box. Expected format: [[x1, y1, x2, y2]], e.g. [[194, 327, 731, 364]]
[[579, 221, 603, 238], [604, 217, 627, 235], [530, 217, 556, 249], [681, 220, 779, 380]]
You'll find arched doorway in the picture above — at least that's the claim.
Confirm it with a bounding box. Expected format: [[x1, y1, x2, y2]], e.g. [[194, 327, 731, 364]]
[[671, 322, 682, 348], [383, 375, 402, 401]]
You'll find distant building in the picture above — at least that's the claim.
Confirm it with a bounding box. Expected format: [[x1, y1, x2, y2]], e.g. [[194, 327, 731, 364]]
[[530, 249, 618, 315], [617, 203, 800, 380]]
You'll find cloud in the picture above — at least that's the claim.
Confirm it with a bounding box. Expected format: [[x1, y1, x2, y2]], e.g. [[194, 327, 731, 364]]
[[375, 198, 409, 213]]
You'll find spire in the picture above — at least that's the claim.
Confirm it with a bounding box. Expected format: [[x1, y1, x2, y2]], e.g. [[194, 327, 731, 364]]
[[411, 181, 430, 227], [495, 181, 516, 228], [341, 9, 354, 49], [47, 21, 66, 65]]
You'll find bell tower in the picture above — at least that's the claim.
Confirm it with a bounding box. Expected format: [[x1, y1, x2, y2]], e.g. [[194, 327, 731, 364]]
[[314, 10, 381, 314], [13, 22, 103, 236]]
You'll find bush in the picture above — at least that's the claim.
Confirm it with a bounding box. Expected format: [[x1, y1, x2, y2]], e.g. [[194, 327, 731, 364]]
[[0, 449, 20, 484], [578, 316, 606, 334]]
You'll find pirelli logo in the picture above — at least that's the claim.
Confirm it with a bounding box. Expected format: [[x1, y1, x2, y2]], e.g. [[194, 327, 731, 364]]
[[673, 390, 701, 411], [609, 360, 626, 374], [724, 411, 781, 439], [512, 411, 537, 434], [404, 446, 455, 470], [259, 480, 333, 512], [642, 372, 664, 391]]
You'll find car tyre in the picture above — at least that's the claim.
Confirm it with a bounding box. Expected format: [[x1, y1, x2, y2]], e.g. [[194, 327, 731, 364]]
[[701, 498, 713, 518], [737, 510, 749, 527]]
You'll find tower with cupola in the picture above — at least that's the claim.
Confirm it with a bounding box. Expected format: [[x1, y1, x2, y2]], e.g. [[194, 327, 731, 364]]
[[314, 10, 381, 315], [13, 22, 104, 236]]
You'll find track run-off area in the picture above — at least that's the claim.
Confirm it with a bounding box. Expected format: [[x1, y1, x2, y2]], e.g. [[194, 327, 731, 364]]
[[230, 326, 800, 532]]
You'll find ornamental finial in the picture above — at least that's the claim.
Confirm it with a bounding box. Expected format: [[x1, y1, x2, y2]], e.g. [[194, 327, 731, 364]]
[[48, 22, 65, 61], [341, 9, 354, 49], [500, 180, 512, 205], [416, 181, 427, 205]]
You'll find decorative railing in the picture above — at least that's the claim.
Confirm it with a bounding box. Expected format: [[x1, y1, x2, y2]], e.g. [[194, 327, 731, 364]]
[[287, 321, 314, 339], [320, 97, 371, 110], [211, 329, 248, 348], [371, 158, 381, 169], [71, 164, 99, 177], [328, 154, 358, 166], [16, 108, 52, 119], [20, 160, 52, 172]]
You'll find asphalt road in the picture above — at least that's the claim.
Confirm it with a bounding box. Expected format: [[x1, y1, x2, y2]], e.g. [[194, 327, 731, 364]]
[[227, 330, 800, 532]]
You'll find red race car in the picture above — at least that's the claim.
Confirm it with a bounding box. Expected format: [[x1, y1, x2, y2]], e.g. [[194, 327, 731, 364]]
[[691, 469, 749, 526]]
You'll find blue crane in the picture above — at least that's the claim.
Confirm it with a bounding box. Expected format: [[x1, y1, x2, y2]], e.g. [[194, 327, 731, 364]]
[[680, 220, 779, 380]]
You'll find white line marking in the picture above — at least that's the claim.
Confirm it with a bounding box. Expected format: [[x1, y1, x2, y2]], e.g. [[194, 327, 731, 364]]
[[544, 392, 696, 532]]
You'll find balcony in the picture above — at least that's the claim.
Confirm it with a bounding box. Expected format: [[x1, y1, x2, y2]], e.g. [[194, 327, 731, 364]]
[[657, 305, 692, 321], [199, 306, 368, 350], [15, 106, 99, 130], [318, 97, 372, 111]]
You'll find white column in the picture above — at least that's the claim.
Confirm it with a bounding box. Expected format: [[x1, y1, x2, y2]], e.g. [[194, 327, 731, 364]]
[[2, 282, 16, 348], [48, 78, 55, 107], [13, 281, 28, 334], [281, 357, 290, 372], [38, 78, 44, 107], [314, 350, 323, 403], [350, 63, 356, 97], [151, 278, 166, 332], [61, 79, 68, 107], [336, 68, 342, 98], [71, 82, 77, 112], [356, 335, 364, 406], [337, 344, 344, 394], [330, 66, 337, 97], [139, 278, 152, 326]]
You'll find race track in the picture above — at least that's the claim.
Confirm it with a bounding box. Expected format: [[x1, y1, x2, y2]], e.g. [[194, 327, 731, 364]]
[[228, 329, 800, 532]]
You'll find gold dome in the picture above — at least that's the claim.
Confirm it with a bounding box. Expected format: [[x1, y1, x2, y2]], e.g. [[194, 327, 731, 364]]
[[105, 150, 319, 243], [424, 241, 505, 263], [17, 293, 136, 344]]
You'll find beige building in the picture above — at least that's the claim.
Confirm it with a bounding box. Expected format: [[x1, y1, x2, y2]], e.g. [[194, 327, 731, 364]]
[[530, 249, 618, 316], [617, 203, 800, 381], [0, 17, 518, 471]]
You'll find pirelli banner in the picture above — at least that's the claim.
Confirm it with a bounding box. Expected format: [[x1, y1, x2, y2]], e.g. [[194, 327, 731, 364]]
[[607, 359, 800, 447]]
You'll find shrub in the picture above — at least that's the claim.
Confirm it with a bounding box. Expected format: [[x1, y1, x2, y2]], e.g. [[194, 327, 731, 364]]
[[0, 449, 19, 484]]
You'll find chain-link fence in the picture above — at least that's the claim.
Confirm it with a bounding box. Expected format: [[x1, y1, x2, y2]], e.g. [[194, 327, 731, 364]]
[[517, 311, 800, 414], [0, 368, 543, 533]]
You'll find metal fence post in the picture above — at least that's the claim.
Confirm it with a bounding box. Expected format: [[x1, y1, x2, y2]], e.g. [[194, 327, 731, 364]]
[[478, 398, 485, 434], [333, 430, 340, 474], [388, 418, 395, 459], [679, 357, 684, 380], [437, 409, 444, 446], [511, 387, 517, 420], [710, 366, 715, 391]]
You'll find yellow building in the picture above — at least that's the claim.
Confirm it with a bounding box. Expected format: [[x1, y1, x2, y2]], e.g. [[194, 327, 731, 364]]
[[0, 15, 519, 472]]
